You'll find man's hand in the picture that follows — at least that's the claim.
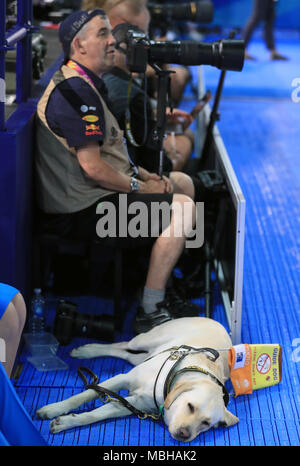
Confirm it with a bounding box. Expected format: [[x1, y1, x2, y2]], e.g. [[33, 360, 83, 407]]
[[138, 168, 172, 193], [161, 175, 172, 193], [147, 172, 161, 181], [140, 177, 172, 194], [138, 167, 160, 182], [141, 178, 166, 193], [166, 108, 193, 130]]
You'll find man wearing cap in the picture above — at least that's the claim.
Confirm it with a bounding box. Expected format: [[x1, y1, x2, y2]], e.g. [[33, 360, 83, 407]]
[[103, 23, 207, 190], [35, 9, 200, 333]]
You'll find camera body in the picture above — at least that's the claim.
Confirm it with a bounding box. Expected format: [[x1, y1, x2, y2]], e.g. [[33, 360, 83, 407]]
[[53, 300, 114, 345], [126, 29, 150, 73]]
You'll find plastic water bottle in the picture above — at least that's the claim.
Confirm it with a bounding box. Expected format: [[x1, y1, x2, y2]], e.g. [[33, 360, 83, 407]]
[[30, 288, 45, 334]]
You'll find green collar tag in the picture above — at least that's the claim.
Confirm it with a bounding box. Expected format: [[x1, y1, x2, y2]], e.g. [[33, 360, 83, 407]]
[[159, 405, 164, 417]]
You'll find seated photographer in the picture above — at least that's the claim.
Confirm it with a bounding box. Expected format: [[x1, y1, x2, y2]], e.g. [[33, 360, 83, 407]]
[[81, 0, 191, 106], [102, 23, 196, 174], [35, 9, 200, 334], [0, 283, 26, 378]]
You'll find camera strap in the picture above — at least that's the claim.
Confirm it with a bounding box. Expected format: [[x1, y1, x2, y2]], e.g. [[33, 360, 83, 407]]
[[77, 366, 162, 421], [125, 74, 148, 148]]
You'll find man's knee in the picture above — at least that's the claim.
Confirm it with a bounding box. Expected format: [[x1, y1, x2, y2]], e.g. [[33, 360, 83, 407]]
[[173, 192, 195, 205], [172, 193, 196, 230], [170, 66, 190, 87], [170, 172, 195, 199]]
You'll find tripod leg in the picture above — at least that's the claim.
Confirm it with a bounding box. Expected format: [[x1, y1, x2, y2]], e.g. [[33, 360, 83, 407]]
[[204, 242, 213, 318], [200, 70, 227, 169]]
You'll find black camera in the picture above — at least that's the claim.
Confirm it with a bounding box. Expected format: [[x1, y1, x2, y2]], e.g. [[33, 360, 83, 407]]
[[148, 1, 214, 24], [126, 29, 245, 74], [53, 300, 114, 345]]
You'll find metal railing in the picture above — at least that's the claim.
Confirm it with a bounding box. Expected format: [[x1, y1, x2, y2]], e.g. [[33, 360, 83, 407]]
[[0, 0, 35, 131]]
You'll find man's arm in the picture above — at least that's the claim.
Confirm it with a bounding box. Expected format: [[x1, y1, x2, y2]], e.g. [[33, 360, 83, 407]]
[[76, 142, 166, 194]]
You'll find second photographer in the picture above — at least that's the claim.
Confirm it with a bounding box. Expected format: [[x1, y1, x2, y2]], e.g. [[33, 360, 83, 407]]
[[103, 23, 195, 173]]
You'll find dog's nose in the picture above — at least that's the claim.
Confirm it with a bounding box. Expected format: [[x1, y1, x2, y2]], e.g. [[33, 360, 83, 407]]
[[176, 427, 190, 440]]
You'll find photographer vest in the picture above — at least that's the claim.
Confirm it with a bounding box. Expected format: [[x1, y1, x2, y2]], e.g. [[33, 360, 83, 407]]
[[35, 64, 135, 214]]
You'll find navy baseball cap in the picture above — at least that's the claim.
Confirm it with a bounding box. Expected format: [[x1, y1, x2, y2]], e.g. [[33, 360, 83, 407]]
[[59, 9, 107, 61]]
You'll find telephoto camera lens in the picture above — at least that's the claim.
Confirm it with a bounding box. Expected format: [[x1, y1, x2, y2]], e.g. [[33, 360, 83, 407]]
[[148, 1, 214, 24], [148, 39, 245, 72]]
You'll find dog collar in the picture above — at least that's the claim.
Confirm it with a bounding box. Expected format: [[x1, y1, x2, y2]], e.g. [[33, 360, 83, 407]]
[[159, 404, 165, 417]]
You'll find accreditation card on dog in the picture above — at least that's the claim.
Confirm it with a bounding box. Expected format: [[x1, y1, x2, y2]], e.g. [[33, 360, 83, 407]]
[[228, 343, 282, 396]]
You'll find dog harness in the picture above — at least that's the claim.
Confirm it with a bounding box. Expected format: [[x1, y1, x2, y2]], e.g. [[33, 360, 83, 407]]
[[78, 345, 230, 422], [152, 345, 230, 413]]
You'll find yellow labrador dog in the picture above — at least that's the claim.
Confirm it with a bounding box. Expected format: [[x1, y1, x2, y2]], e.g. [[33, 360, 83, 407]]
[[37, 317, 239, 441]]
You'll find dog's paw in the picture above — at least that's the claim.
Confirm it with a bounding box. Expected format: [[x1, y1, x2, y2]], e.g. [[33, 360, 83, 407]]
[[37, 402, 65, 420], [70, 344, 103, 359], [50, 416, 67, 434], [50, 414, 78, 434], [50, 417, 63, 434]]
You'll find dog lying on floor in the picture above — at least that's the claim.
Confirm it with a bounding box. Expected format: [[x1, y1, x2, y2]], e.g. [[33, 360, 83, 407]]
[[37, 317, 239, 442]]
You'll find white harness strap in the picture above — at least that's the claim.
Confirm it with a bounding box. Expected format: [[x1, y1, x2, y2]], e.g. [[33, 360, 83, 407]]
[[153, 349, 190, 409]]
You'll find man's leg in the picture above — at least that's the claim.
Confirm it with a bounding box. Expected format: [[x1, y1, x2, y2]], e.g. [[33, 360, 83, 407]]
[[169, 66, 191, 106], [265, 0, 288, 60], [264, 0, 276, 51], [243, 0, 264, 59], [145, 194, 195, 290], [135, 194, 197, 332], [243, 0, 262, 46], [164, 132, 193, 172], [169, 171, 195, 200]]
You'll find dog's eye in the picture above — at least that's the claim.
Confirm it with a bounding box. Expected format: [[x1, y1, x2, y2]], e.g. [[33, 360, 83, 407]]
[[187, 403, 194, 413], [202, 420, 210, 426]]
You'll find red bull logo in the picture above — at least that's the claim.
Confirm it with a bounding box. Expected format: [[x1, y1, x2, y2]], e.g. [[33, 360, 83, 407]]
[[86, 124, 100, 131], [85, 123, 103, 135]]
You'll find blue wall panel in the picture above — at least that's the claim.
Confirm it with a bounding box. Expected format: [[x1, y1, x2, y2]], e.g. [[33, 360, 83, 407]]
[[0, 133, 16, 283], [0, 101, 37, 304]]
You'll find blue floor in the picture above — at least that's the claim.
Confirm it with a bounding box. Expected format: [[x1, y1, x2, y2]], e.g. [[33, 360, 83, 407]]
[[202, 34, 300, 445], [14, 33, 300, 446]]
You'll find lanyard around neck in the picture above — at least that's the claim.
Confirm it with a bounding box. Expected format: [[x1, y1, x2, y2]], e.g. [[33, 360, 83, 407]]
[[66, 60, 96, 88]]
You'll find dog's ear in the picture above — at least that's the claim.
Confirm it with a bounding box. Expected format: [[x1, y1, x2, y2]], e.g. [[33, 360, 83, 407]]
[[164, 381, 195, 410], [218, 407, 239, 427]]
